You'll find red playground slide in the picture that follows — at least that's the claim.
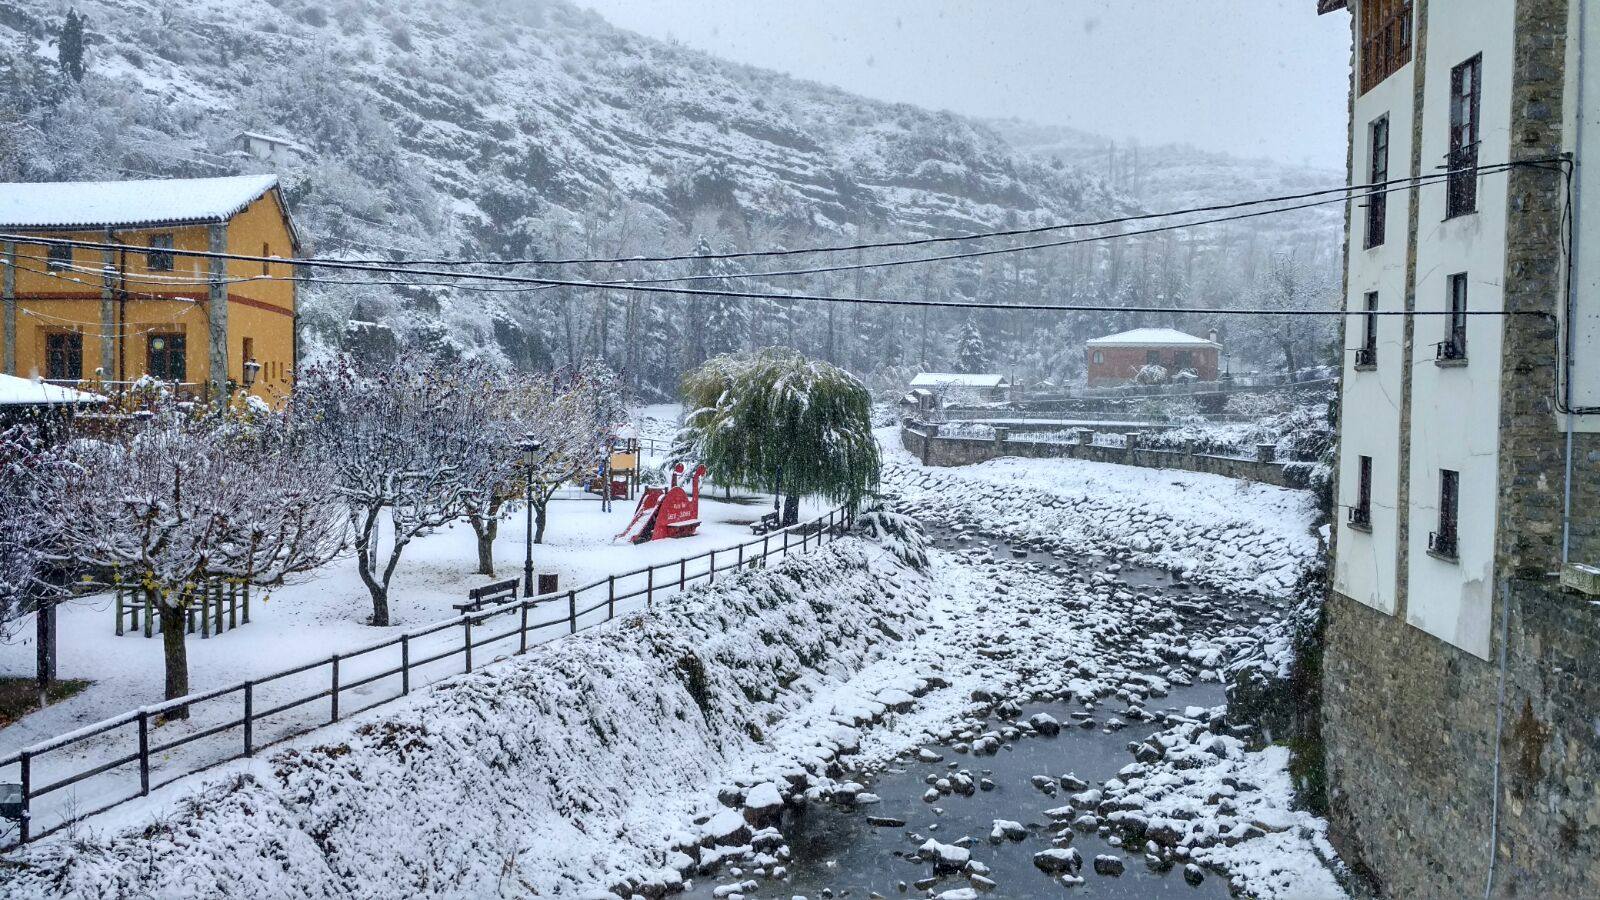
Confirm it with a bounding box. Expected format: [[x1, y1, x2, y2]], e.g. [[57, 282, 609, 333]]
[[616, 463, 706, 543]]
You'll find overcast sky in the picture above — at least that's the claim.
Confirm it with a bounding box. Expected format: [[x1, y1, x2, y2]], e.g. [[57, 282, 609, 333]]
[[572, 0, 1352, 170]]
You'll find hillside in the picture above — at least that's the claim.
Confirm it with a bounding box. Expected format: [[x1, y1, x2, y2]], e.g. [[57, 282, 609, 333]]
[[0, 0, 1340, 392]]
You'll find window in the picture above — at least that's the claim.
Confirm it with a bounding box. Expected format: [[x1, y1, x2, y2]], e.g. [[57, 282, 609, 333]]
[[1429, 469, 1460, 560], [1357, 292, 1379, 368], [261, 242, 270, 277], [1174, 350, 1194, 371], [1145, 350, 1161, 365], [147, 333, 186, 383], [1359, 0, 1413, 95], [147, 234, 175, 272], [1365, 115, 1389, 248], [1438, 274, 1469, 363], [45, 332, 82, 382], [1350, 455, 1373, 530], [1092, 350, 1104, 365], [46, 243, 72, 271], [1447, 54, 1482, 218]]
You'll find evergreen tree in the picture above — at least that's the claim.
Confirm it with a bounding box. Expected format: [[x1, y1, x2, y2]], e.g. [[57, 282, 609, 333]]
[[955, 317, 989, 373], [54, 10, 88, 83]]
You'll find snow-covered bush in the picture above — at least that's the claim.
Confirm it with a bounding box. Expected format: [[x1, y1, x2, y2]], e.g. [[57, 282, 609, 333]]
[[852, 496, 929, 571], [1133, 364, 1169, 385]]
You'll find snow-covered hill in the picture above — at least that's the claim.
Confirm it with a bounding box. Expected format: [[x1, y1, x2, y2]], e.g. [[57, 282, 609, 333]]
[[0, 0, 1340, 391]]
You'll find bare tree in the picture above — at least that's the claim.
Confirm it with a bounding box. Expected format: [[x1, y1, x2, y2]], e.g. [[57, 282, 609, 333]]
[[290, 359, 500, 626], [47, 407, 346, 715]]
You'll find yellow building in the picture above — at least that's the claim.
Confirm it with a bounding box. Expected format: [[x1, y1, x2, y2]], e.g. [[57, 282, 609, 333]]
[[0, 174, 300, 401]]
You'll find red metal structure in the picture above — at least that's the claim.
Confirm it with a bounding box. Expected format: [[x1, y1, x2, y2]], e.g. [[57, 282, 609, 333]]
[[616, 463, 705, 543]]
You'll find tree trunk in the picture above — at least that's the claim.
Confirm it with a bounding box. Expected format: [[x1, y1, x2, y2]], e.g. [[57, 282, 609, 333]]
[[782, 492, 801, 526], [354, 505, 391, 626], [534, 499, 549, 544], [470, 514, 498, 576], [159, 601, 189, 721]]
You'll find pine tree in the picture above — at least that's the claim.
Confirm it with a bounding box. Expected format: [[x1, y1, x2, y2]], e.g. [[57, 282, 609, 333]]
[[955, 317, 989, 373], [54, 10, 88, 83]]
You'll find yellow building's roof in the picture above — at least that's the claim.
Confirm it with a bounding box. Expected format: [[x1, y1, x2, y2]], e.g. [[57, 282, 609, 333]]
[[0, 174, 281, 232]]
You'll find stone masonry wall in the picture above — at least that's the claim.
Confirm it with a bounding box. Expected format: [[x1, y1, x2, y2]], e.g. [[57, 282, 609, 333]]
[[1323, 583, 1600, 898], [899, 425, 1308, 489]]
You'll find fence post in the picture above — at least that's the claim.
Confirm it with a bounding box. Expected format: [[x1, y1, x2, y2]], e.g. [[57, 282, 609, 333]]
[[115, 586, 125, 637], [137, 710, 150, 795], [568, 590, 577, 633], [764, 534, 770, 561], [679, 558, 686, 588], [214, 581, 224, 635], [784, 529, 790, 556], [607, 575, 616, 619], [243, 681, 254, 757], [18, 751, 29, 843], [519, 601, 530, 654], [464, 618, 473, 673], [228, 582, 238, 631], [738, 542, 744, 569], [401, 635, 411, 695], [709, 550, 716, 585], [330, 654, 340, 723], [646, 566, 654, 610]]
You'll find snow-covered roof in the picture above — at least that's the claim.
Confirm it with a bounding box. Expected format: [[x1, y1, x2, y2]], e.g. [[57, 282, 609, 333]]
[[1086, 328, 1221, 350], [0, 374, 106, 407], [910, 373, 1010, 389], [0, 175, 282, 231], [234, 131, 307, 152]]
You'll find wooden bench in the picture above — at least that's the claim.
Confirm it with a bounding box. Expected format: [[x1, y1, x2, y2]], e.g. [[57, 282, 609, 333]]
[[749, 511, 781, 534], [454, 578, 519, 622]]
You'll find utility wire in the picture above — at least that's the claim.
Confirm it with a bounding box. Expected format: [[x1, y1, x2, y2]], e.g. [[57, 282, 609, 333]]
[[281, 160, 1545, 268]]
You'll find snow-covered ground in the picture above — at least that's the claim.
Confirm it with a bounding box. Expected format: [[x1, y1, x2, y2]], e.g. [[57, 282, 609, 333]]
[[0, 420, 826, 840], [2, 434, 1346, 898], [879, 426, 1321, 598]]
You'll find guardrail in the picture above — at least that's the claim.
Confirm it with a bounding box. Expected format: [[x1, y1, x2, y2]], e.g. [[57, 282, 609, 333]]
[[0, 504, 853, 847]]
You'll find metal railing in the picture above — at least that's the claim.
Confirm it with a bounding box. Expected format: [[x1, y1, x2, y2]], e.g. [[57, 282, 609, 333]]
[[0, 504, 853, 847]]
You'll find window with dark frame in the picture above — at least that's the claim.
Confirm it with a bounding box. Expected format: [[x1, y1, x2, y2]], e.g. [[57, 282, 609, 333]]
[[261, 242, 270, 277], [1350, 456, 1373, 529], [1447, 54, 1482, 219], [147, 234, 175, 272], [1359, 0, 1413, 95], [1439, 273, 1469, 362], [1357, 291, 1379, 368], [1430, 469, 1460, 559], [1146, 350, 1161, 365], [46, 243, 72, 271], [147, 333, 187, 383], [1366, 115, 1389, 248], [45, 332, 82, 382]]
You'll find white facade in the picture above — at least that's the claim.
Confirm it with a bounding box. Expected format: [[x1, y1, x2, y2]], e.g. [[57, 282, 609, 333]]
[[1400, 0, 1516, 660], [1334, 50, 1414, 617]]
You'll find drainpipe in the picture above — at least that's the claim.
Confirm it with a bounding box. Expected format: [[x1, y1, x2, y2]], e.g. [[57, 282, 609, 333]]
[[116, 237, 127, 385], [1561, 0, 1589, 566]]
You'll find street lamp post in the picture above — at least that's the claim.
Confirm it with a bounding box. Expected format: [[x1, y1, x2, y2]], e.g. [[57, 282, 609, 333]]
[[520, 437, 544, 597]]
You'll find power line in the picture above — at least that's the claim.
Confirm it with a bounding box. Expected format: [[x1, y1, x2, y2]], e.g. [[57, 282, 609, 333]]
[[0, 164, 1503, 294], [283, 159, 1550, 269]]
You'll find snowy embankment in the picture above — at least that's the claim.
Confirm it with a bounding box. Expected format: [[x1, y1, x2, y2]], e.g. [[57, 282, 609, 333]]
[[880, 426, 1321, 598], [1, 538, 931, 898]]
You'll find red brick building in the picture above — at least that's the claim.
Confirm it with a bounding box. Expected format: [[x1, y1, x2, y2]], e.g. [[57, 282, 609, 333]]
[[1085, 328, 1221, 386]]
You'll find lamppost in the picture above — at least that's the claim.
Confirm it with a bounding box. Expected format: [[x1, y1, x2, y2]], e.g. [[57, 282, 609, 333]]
[[520, 437, 545, 597], [241, 358, 262, 390]]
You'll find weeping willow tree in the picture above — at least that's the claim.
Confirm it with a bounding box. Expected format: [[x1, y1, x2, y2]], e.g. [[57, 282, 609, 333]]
[[678, 348, 880, 525]]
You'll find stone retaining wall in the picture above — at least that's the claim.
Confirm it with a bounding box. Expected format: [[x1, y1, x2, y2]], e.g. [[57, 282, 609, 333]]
[[900, 423, 1310, 490], [1323, 583, 1600, 898]]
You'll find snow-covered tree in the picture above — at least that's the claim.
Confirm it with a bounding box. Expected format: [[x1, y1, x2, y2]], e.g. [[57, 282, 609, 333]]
[[52, 10, 89, 84], [0, 427, 68, 637], [48, 407, 346, 715], [678, 348, 879, 525], [955, 318, 989, 374], [289, 359, 499, 626]]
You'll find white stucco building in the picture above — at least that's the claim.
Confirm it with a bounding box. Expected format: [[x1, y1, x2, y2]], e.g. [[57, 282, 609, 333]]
[[1327, 0, 1599, 660]]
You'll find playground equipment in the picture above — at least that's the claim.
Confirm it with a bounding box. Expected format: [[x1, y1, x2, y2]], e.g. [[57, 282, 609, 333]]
[[587, 424, 641, 501], [617, 463, 705, 543]]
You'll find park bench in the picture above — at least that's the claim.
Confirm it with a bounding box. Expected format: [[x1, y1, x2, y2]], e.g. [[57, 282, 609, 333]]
[[454, 577, 519, 623], [749, 510, 781, 534]]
